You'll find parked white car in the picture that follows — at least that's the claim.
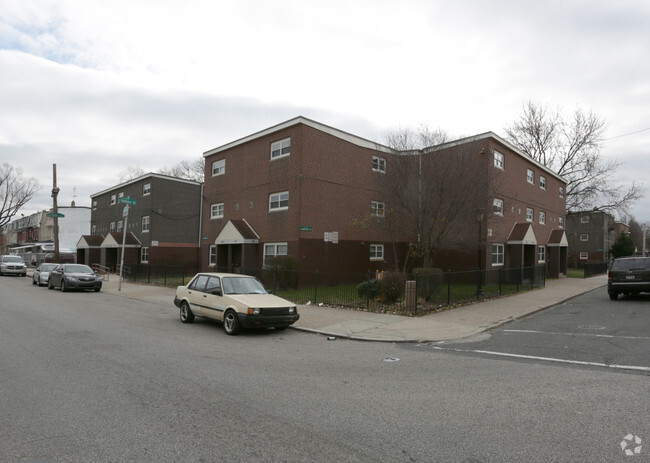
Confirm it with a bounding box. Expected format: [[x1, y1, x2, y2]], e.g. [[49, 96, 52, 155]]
[[33, 263, 59, 286], [174, 273, 299, 335]]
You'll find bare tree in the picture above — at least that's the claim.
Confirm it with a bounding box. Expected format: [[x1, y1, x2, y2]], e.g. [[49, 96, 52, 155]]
[[504, 101, 644, 215], [0, 163, 41, 227], [118, 158, 205, 183]]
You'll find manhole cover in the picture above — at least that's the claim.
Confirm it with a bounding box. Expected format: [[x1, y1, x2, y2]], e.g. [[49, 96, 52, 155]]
[[577, 325, 606, 330]]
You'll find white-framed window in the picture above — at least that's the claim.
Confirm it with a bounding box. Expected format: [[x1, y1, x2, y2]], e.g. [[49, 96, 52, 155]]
[[539, 211, 546, 225], [271, 138, 291, 159], [559, 187, 565, 198], [263, 242, 288, 265], [109, 222, 115, 232], [110, 194, 116, 205], [540, 176, 547, 190], [526, 208, 533, 222], [210, 203, 224, 219], [538, 245, 546, 263], [143, 183, 151, 196], [527, 169, 534, 184], [209, 245, 216, 266], [492, 243, 504, 266], [581, 216, 589, 223], [371, 200, 385, 217], [580, 234, 589, 241], [580, 252, 588, 260], [118, 192, 124, 199], [141, 247, 149, 263], [370, 244, 384, 261], [372, 156, 386, 173], [117, 220, 123, 233], [493, 198, 504, 216], [269, 191, 289, 211], [91, 224, 96, 234], [92, 200, 97, 210], [212, 159, 225, 176], [142, 215, 150, 232], [559, 217, 564, 228], [494, 151, 504, 169]]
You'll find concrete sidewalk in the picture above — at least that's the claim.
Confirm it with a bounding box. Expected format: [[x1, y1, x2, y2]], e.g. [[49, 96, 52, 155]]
[[97, 273, 608, 343]]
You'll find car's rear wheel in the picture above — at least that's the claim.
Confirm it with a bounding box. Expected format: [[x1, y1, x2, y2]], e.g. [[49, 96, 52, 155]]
[[223, 310, 241, 335], [94, 287, 101, 292], [32, 277, 36, 285], [609, 291, 618, 300], [180, 301, 194, 324], [275, 326, 288, 331]]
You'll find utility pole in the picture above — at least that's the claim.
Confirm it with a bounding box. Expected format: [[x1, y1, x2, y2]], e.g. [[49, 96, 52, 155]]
[[51, 164, 60, 262]]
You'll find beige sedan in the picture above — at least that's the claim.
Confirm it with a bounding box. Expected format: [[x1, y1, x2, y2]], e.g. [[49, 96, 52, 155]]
[[174, 273, 299, 335]]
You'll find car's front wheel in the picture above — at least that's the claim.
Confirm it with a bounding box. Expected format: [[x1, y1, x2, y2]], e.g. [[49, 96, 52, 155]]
[[60, 280, 67, 292], [48, 279, 53, 290], [180, 302, 194, 324], [223, 310, 241, 335]]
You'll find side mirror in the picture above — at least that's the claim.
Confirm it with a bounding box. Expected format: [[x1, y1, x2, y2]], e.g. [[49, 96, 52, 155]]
[[211, 288, 223, 296]]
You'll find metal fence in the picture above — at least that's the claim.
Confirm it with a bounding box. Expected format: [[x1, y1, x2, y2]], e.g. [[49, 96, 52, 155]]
[[583, 262, 609, 278], [122, 264, 199, 286]]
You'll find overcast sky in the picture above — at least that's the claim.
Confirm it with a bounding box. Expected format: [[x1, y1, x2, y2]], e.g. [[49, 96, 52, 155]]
[[2, 0, 649, 222]]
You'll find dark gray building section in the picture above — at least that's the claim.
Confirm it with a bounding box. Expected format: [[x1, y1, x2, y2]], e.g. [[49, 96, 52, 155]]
[[90, 173, 202, 268]]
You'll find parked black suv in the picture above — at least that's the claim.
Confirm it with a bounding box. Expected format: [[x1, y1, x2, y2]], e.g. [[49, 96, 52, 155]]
[[608, 256, 650, 300]]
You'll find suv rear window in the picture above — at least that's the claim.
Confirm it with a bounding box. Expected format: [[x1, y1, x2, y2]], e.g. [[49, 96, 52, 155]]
[[611, 258, 650, 271]]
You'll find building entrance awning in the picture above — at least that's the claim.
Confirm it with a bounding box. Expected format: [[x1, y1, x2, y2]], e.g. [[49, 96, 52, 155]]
[[507, 223, 538, 245], [547, 229, 569, 247], [215, 219, 260, 245]]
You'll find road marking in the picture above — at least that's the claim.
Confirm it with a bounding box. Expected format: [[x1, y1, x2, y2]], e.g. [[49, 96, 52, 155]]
[[431, 346, 650, 372], [502, 329, 650, 341]]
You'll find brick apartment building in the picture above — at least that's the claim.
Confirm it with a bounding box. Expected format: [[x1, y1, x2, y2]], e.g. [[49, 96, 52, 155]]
[[84, 173, 202, 270], [201, 117, 568, 278], [566, 210, 629, 266]]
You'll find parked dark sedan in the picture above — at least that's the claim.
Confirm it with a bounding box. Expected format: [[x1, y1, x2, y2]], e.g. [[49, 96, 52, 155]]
[[48, 264, 103, 292], [608, 256, 650, 300]]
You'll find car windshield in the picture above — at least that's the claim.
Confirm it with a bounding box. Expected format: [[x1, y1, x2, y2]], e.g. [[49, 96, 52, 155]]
[[40, 264, 58, 272], [64, 264, 94, 274], [612, 258, 650, 271], [3, 256, 23, 263], [221, 277, 268, 295]]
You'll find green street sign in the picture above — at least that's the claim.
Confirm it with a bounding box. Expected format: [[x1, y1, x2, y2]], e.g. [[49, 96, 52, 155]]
[[300, 226, 312, 231], [119, 197, 137, 205], [46, 212, 65, 218]]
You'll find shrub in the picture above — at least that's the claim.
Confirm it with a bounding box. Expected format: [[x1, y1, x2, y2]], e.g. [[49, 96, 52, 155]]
[[357, 278, 381, 300], [381, 271, 405, 303], [262, 256, 298, 291]]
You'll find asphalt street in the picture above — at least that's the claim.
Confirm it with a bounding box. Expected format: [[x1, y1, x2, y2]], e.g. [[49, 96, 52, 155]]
[[0, 276, 648, 462]]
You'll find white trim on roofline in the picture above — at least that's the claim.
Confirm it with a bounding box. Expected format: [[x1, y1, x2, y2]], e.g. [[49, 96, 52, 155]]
[[90, 173, 202, 199]]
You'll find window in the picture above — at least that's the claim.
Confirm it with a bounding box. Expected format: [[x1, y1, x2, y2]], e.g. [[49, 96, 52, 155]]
[[581, 216, 589, 223], [372, 156, 386, 173], [540, 176, 546, 190], [580, 234, 589, 241], [109, 222, 115, 232], [580, 252, 588, 260], [492, 243, 504, 266], [211, 203, 224, 219], [110, 194, 116, 205], [370, 244, 384, 260], [559, 217, 564, 228], [91, 225, 96, 234], [117, 220, 123, 233], [559, 187, 565, 198], [526, 208, 533, 222], [118, 192, 124, 199], [269, 191, 289, 211], [142, 215, 150, 232], [538, 246, 546, 263], [212, 159, 225, 176], [494, 151, 504, 169], [209, 245, 216, 266], [527, 169, 534, 184], [263, 242, 288, 266], [493, 198, 504, 216], [92, 200, 97, 210], [143, 183, 151, 195], [271, 138, 291, 159], [141, 247, 149, 263], [371, 201, 385, 217], [539, 211, 546, 225]]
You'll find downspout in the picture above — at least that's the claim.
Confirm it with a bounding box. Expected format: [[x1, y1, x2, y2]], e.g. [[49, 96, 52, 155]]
[[198, 183, 204, 269]]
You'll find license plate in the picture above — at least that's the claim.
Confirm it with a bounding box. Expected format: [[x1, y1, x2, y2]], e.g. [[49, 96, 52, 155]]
[[626, 275, 635, 280]]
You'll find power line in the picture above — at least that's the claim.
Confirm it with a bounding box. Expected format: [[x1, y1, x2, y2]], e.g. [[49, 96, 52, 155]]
[[604, 127, 650, 141]]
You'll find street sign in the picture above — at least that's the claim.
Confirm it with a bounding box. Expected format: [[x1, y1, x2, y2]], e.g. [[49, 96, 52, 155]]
[[46, 212, 65, 218], [300, 226, 312, 231], [119, 197, 137, 205]]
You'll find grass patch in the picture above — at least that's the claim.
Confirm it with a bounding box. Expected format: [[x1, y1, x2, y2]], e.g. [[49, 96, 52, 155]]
[[566, 268, 584, 279]]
